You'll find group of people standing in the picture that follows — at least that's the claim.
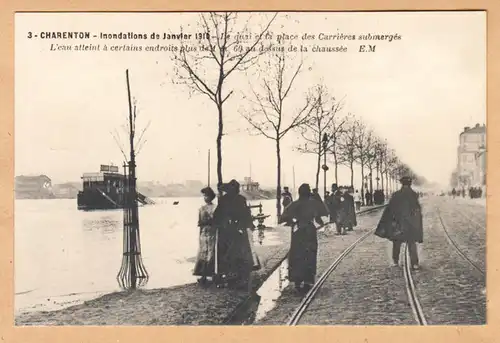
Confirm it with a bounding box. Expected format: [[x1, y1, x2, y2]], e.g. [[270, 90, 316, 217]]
[[193, 175, 424, 295], [193, 179, 260, 291]]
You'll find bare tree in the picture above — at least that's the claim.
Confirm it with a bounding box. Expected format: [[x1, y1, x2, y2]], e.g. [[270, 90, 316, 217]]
[[338, 115, 358, 188], [375, 140, 389, 195], [353, 120, 373, 200], [296, 84, 345, 189], [172, 12, 277, 194], [363, 130, 378, 195], [385, 149, 399, 195], [240, 52, 316, 218], [327, 111, 349, 185]]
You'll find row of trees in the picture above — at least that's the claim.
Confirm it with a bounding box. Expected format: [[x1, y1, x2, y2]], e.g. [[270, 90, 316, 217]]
[[171, 12, 424, 218]]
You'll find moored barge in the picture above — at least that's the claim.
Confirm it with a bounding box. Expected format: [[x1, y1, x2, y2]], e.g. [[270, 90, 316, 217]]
[[77, 164, 155, 210]]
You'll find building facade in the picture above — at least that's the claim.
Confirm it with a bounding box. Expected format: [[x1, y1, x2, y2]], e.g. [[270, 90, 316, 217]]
[[15, 175, 55, 199], [456, 123, 486, 188]]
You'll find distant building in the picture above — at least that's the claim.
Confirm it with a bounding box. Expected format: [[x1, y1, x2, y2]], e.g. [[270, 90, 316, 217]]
[[15, 175, 55, 199], [456, 123, 486, 188], [52, 182, 81, 199]]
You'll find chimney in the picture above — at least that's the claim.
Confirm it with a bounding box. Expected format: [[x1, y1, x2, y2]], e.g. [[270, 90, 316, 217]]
[[464, 126, 470, 132], [475, 123, 480, 128]]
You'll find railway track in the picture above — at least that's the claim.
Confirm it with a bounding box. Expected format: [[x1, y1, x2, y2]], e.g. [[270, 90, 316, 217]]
[[437, 209, 485, 277], [223, 204, 387, 325], [287, 232, 428, 325], [286, 227, 376, 325], [403, 243, 427, 325], [286, 203, 430, 326], [283, 200, 486, 326]]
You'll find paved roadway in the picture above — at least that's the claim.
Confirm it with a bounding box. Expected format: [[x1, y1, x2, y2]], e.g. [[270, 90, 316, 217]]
[[255, 195, 486, 325]]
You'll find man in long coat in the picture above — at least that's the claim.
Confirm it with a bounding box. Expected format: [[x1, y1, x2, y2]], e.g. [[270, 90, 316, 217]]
[[375, 175, 423, 270], [342, 187, 357, 231], [325, 184, 339, 224]]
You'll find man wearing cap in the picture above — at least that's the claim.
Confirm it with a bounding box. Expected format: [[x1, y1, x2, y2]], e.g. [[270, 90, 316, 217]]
[[282, 186, 293, 209], [375, 175, 423, 270]]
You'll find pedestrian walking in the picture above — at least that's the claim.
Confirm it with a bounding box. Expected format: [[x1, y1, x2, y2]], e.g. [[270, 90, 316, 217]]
[[193, 187, 217, 285], [365, 190, 373, 206], [342, 187, 357, 231], [374, 175, 423, 270], [279, 183, 328, 293], [213, 179, 257, 292], [325, 184, 339, 224], [354, 189, 362, 211], [335, 188, 348, 235]]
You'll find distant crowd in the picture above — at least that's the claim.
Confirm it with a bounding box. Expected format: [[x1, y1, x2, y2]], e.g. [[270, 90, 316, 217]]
[[450, 186, 484, 199]]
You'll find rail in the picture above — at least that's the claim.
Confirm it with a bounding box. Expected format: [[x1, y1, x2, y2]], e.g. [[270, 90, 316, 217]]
[[287, 228, 376, 325], [403, 243, 427, 325], [437, 210, 485, 277], [286, 203, 430, 326], [223, 203, 387, 325]]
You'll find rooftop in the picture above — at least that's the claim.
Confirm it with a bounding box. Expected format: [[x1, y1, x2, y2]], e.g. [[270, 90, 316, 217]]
[[461, 123, 486, 135]]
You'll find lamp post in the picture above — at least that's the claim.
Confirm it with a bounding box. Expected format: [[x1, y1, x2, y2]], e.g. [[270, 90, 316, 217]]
[[321, 133, 329, 199]]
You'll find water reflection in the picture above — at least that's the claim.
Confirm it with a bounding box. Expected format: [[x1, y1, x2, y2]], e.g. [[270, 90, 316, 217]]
[[253, 258, 290, 323], [15, 197, 284, 314], [82, 217, 120, 234]]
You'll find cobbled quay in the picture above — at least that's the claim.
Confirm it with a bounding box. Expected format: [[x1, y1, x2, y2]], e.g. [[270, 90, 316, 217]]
[[254, 195, 486, 325]]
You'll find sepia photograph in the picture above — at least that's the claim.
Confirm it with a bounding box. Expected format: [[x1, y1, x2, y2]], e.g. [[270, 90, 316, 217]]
[[14, 10, 486, 326]]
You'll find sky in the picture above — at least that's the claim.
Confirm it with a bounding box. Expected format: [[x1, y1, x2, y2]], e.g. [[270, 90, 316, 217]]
[[15, 11, 486, 189]]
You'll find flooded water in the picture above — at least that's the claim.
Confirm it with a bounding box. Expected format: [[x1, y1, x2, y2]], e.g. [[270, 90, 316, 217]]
[[14, 197, 281, 314]]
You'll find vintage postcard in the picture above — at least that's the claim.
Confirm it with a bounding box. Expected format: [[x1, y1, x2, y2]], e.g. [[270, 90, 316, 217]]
[[13, 10, 487, 329]]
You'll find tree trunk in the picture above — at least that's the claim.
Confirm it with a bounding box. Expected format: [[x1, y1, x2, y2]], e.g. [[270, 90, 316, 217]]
[[360, 163, 365, 205], [216, 104, 223, 196], [276, 138, 282, 219], [380, 167, 385, 192], [315, 143, 321, 189], [369, 167, 374, 196], [385, 170, 389, 196], [349, 158, 354, 188], [333, 151, 339, 185]]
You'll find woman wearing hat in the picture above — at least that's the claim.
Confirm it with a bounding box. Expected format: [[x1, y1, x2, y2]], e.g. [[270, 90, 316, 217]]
[[375, 175, 423, 269], [279, 183, 329, 293], [213, 179, 257, 291], [193, 186, 217, 285]]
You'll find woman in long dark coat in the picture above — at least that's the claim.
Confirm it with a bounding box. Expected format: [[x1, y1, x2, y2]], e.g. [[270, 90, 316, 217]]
[[213, 179, 256, 291], [375, 176, 423, 269], [279, 183, 328, 293], [193, 187, 217, 284]]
